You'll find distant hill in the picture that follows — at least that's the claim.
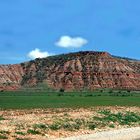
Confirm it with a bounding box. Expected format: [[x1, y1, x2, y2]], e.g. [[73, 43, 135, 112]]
[[1, 51, 140, 91]]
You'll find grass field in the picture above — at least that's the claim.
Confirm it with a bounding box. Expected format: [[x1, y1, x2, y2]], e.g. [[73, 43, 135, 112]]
[[0, 91, 140, 109]]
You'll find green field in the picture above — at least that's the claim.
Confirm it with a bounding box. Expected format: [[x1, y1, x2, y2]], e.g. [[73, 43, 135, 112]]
[[0, 91, 140, 109]]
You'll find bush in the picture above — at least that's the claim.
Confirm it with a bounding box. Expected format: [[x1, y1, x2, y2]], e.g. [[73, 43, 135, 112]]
[[109, 124, 115, 128], [109, 90, 113, 93], [57, 92, 64, 96], [100, 90, 104, 93], [27, 129, 41, 135], [109, 91, 133, 97], [59, 88, 65, 92], [33, 123, 48, 129], [94, 110, 140, 126], [0, 116, 5, 121], [15, 131, 26, 135], [98, 110, 111, 115], [16, 138, 30, 140], [75, 118, 85, 125], [0, 131, 9, 135], [62, 122, 80, 131], [127, 90, 131, 93], [84, 93, 93, 97], [0, 134, 8, 139], [49, 123, 61, 130], [88, 122, 96, 130]]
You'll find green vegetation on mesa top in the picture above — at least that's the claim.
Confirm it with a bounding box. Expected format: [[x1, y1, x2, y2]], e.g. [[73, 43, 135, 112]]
[[0, 90, 140, 109]]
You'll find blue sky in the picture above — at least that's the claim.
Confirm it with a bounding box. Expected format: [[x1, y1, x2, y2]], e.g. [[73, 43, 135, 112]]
[[0, 0, 140, 64]]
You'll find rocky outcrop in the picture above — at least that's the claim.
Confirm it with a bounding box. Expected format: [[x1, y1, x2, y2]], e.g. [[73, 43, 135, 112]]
[[0, 64, 24, 90], [1, 51, 140, 91]]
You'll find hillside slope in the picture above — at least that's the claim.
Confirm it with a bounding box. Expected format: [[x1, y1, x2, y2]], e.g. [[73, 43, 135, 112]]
[[1, 51, 140, 91]]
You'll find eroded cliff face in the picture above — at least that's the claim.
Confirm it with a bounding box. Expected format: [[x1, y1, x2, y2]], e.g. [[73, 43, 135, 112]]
[[0, 64, 24, 90], [1, 51, 140, 91]]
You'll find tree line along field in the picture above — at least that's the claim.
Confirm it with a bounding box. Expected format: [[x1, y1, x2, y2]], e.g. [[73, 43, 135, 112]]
[[0, 90, 140, 109]]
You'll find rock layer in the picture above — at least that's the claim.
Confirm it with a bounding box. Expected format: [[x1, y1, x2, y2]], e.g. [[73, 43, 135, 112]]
[[1, 51, 140, 91], [0, 64, 24, 90]]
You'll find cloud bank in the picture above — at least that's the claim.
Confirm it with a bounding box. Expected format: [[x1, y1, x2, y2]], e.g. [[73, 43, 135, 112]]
[[28, 48, 53, 59], [55, 36, 88, 48]]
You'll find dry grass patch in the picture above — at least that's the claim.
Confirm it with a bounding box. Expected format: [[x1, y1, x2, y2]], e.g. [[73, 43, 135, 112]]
[[0, 107, 139, 139]]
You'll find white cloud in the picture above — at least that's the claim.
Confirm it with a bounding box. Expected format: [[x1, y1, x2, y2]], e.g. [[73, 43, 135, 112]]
[[55, 36, 88, 48], [28, 48, 53, 59]]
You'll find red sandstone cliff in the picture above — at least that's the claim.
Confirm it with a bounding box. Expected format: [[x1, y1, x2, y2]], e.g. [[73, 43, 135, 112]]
[[1, 51, 140, 91], [0, 64, 24, 90]]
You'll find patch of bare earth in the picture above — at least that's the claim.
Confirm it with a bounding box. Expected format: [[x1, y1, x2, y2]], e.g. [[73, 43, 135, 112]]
[[0, 106, 139, 140]]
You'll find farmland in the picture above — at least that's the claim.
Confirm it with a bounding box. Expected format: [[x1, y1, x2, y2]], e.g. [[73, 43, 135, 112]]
[[0, 91, 140, 109], [0, 91, 140, 139]]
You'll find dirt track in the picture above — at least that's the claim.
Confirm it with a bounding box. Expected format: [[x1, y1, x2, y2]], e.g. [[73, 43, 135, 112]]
[[56, 127, 140, 140]]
